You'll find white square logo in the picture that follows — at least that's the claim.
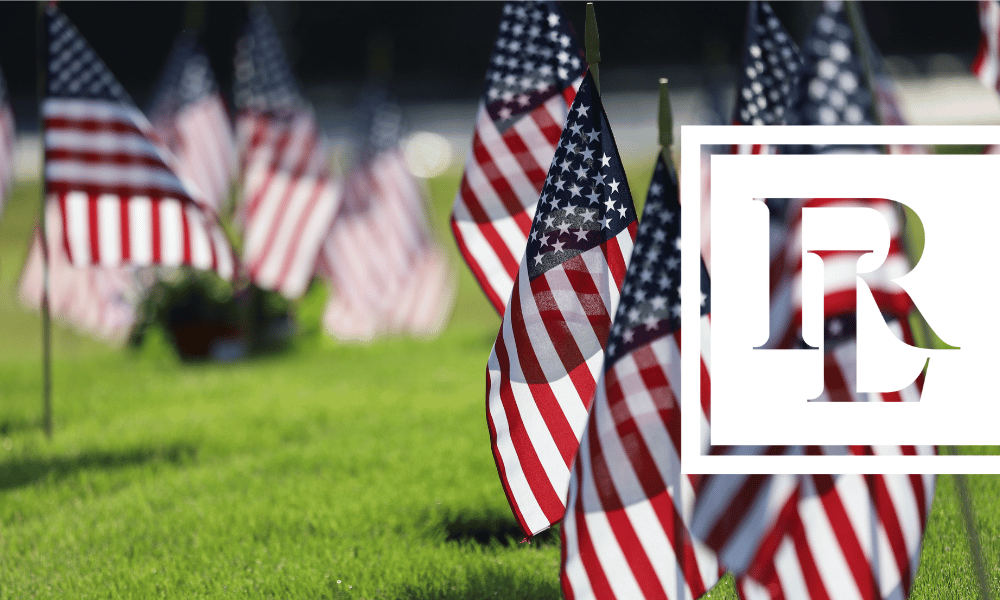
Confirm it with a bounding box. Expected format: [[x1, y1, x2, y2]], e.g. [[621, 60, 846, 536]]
[[680, 126, 1000, 474]]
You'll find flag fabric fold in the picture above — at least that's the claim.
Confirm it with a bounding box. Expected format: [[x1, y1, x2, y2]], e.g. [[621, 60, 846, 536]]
[[487, 71, 637, 538], [560, 155, 720, 600], [318, 94, 455, 342], [452, 0, 585, 315], [234, 5, 342, 299], [42, 6, 235, 280], [148, 31, 236, 212]]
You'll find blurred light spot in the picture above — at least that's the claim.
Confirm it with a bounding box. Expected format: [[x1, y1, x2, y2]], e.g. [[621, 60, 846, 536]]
[[404, 132, 453, 178]]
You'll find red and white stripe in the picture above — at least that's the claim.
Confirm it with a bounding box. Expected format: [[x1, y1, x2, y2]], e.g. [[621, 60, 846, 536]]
[[318, 149, 455, 341], [44, 97, 235, 279], [561, 316, 722, 600], [19, 202, 151, 345], [236, 109, 342, 299], [972, 0, 1000, 93], [487, 223, 635, 537], [452, 89, 576, 315], [157, 93, 236, 212]]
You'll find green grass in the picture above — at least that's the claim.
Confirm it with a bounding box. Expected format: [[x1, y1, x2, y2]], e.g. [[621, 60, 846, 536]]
[[0, 165, 998, 599]]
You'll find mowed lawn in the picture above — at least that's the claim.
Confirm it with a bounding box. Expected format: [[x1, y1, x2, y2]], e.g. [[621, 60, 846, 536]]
[[0, 163, 997, 599]]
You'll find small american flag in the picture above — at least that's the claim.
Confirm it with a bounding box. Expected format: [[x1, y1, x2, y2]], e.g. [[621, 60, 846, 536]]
[[148, 31, 236, 212], [487, 71, 636, 538], [451, 0, 585, 315], [318, 93, 455, 341], [234, 5, 342, 299], [560, 155, 721, 600], [0, 66, 14, 215], [694, 4, 937, 598], [973, 0, 1000, 92], [43, 6, 235, 279]]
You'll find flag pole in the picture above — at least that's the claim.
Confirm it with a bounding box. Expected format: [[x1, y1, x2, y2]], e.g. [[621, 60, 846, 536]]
[[846, 4, 991, 598], [585, 3, 600, 93], [37, 1, 52, 439], [658, 78, 675, 178]]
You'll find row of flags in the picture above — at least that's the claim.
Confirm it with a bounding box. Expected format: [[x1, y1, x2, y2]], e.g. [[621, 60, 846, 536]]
[[12, 4, 453, 345], [451, 1, 1000, 599]]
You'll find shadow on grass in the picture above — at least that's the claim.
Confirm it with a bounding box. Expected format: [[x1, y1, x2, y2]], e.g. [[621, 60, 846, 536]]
[[0, 443, 198, 491], [442, 511, 560, 548], [0, 416, 39, 436]]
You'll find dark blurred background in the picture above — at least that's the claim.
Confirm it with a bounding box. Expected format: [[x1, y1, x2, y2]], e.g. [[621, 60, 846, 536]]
[[0, 1, 981, 125]]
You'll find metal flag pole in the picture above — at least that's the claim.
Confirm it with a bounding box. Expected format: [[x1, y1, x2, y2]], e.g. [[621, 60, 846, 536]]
[[845, 3, 992, 598], [36, 1, 52, 439], [585, 3, 600, 93]]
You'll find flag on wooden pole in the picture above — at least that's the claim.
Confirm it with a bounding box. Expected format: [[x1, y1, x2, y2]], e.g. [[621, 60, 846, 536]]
[[42, 5, 235, 278], [148, 31, 236, 212], [451, 0, 585, 315], [234, 5, 342, 299], [487, 71, 636, 538]]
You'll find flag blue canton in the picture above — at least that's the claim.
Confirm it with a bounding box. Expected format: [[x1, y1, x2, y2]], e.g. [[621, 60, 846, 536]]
[[525, 72, 635, 280], [792, 0, 873, 127], [604, 156, 711, 366], [46, 8, 129, 103], [147, 32, 219, 123], [484, 1, 583, 132], [734, 1, 802, 125], [234, 5, 302, 112]]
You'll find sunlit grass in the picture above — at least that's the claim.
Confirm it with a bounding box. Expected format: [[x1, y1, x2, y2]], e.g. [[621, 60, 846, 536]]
[[0, 160, 997, 598]]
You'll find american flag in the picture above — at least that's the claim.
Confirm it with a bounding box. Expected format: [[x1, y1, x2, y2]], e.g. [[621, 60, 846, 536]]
[[234, 5, 342, 299], [487, 71, 636, 538], [560, 155, 721, 600], [148, 31, 236, 212], [318, 93, 455, 341], [0, 66, 14, 214], [973, 0, 1000, 92], [451, 0, 585, 315], [19, 203, 151, 345], [693, 3, 937, 598], [43, 6, 235, 279]]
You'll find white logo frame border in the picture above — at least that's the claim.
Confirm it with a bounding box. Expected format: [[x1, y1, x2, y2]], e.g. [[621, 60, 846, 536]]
[[679, 125, 1000, 475]]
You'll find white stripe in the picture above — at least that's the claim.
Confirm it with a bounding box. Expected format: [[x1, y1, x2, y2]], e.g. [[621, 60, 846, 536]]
[[158, 198, 184, 266], [65, 190, 92, 263], [561, 496, 597, 599], [46, 161, 187, 195], [128, 196, 153, 264], [186, 204, 212, 271], [96, 193, 122, 265], [773, 537, 810, 600], [475, 106, 544, 208], [799, 476, 864, 600]]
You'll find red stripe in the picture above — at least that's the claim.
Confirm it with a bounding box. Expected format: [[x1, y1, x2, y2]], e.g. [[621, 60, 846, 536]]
[[822, 353, 853, 402], [272, 177, 328, 293], [564, 493, 617, 599], [59, 195, 73, 262], [180, 202, 192, 264], [150, 200, 161, 263], [118, 195, 130, 260], [864, 474, 913, 596], [45, 116, 145, 137], [472, 128, 533, 225], [46, 148, 165, 169], [87, 192, 100, 263]]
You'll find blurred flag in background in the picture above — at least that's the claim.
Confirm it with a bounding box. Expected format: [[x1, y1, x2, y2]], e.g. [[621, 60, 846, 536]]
[[452, 0, 585, 315], [318, 90, 455, 342], [148, 30, 236, 213], [234, 5, 341, 299]]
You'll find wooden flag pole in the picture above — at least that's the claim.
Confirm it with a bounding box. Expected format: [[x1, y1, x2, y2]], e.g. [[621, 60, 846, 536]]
[[36, 1, 52, 439], [658, 78, 676, 177], [846, 4, 991, 598], [585, 3, 600, 93]]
